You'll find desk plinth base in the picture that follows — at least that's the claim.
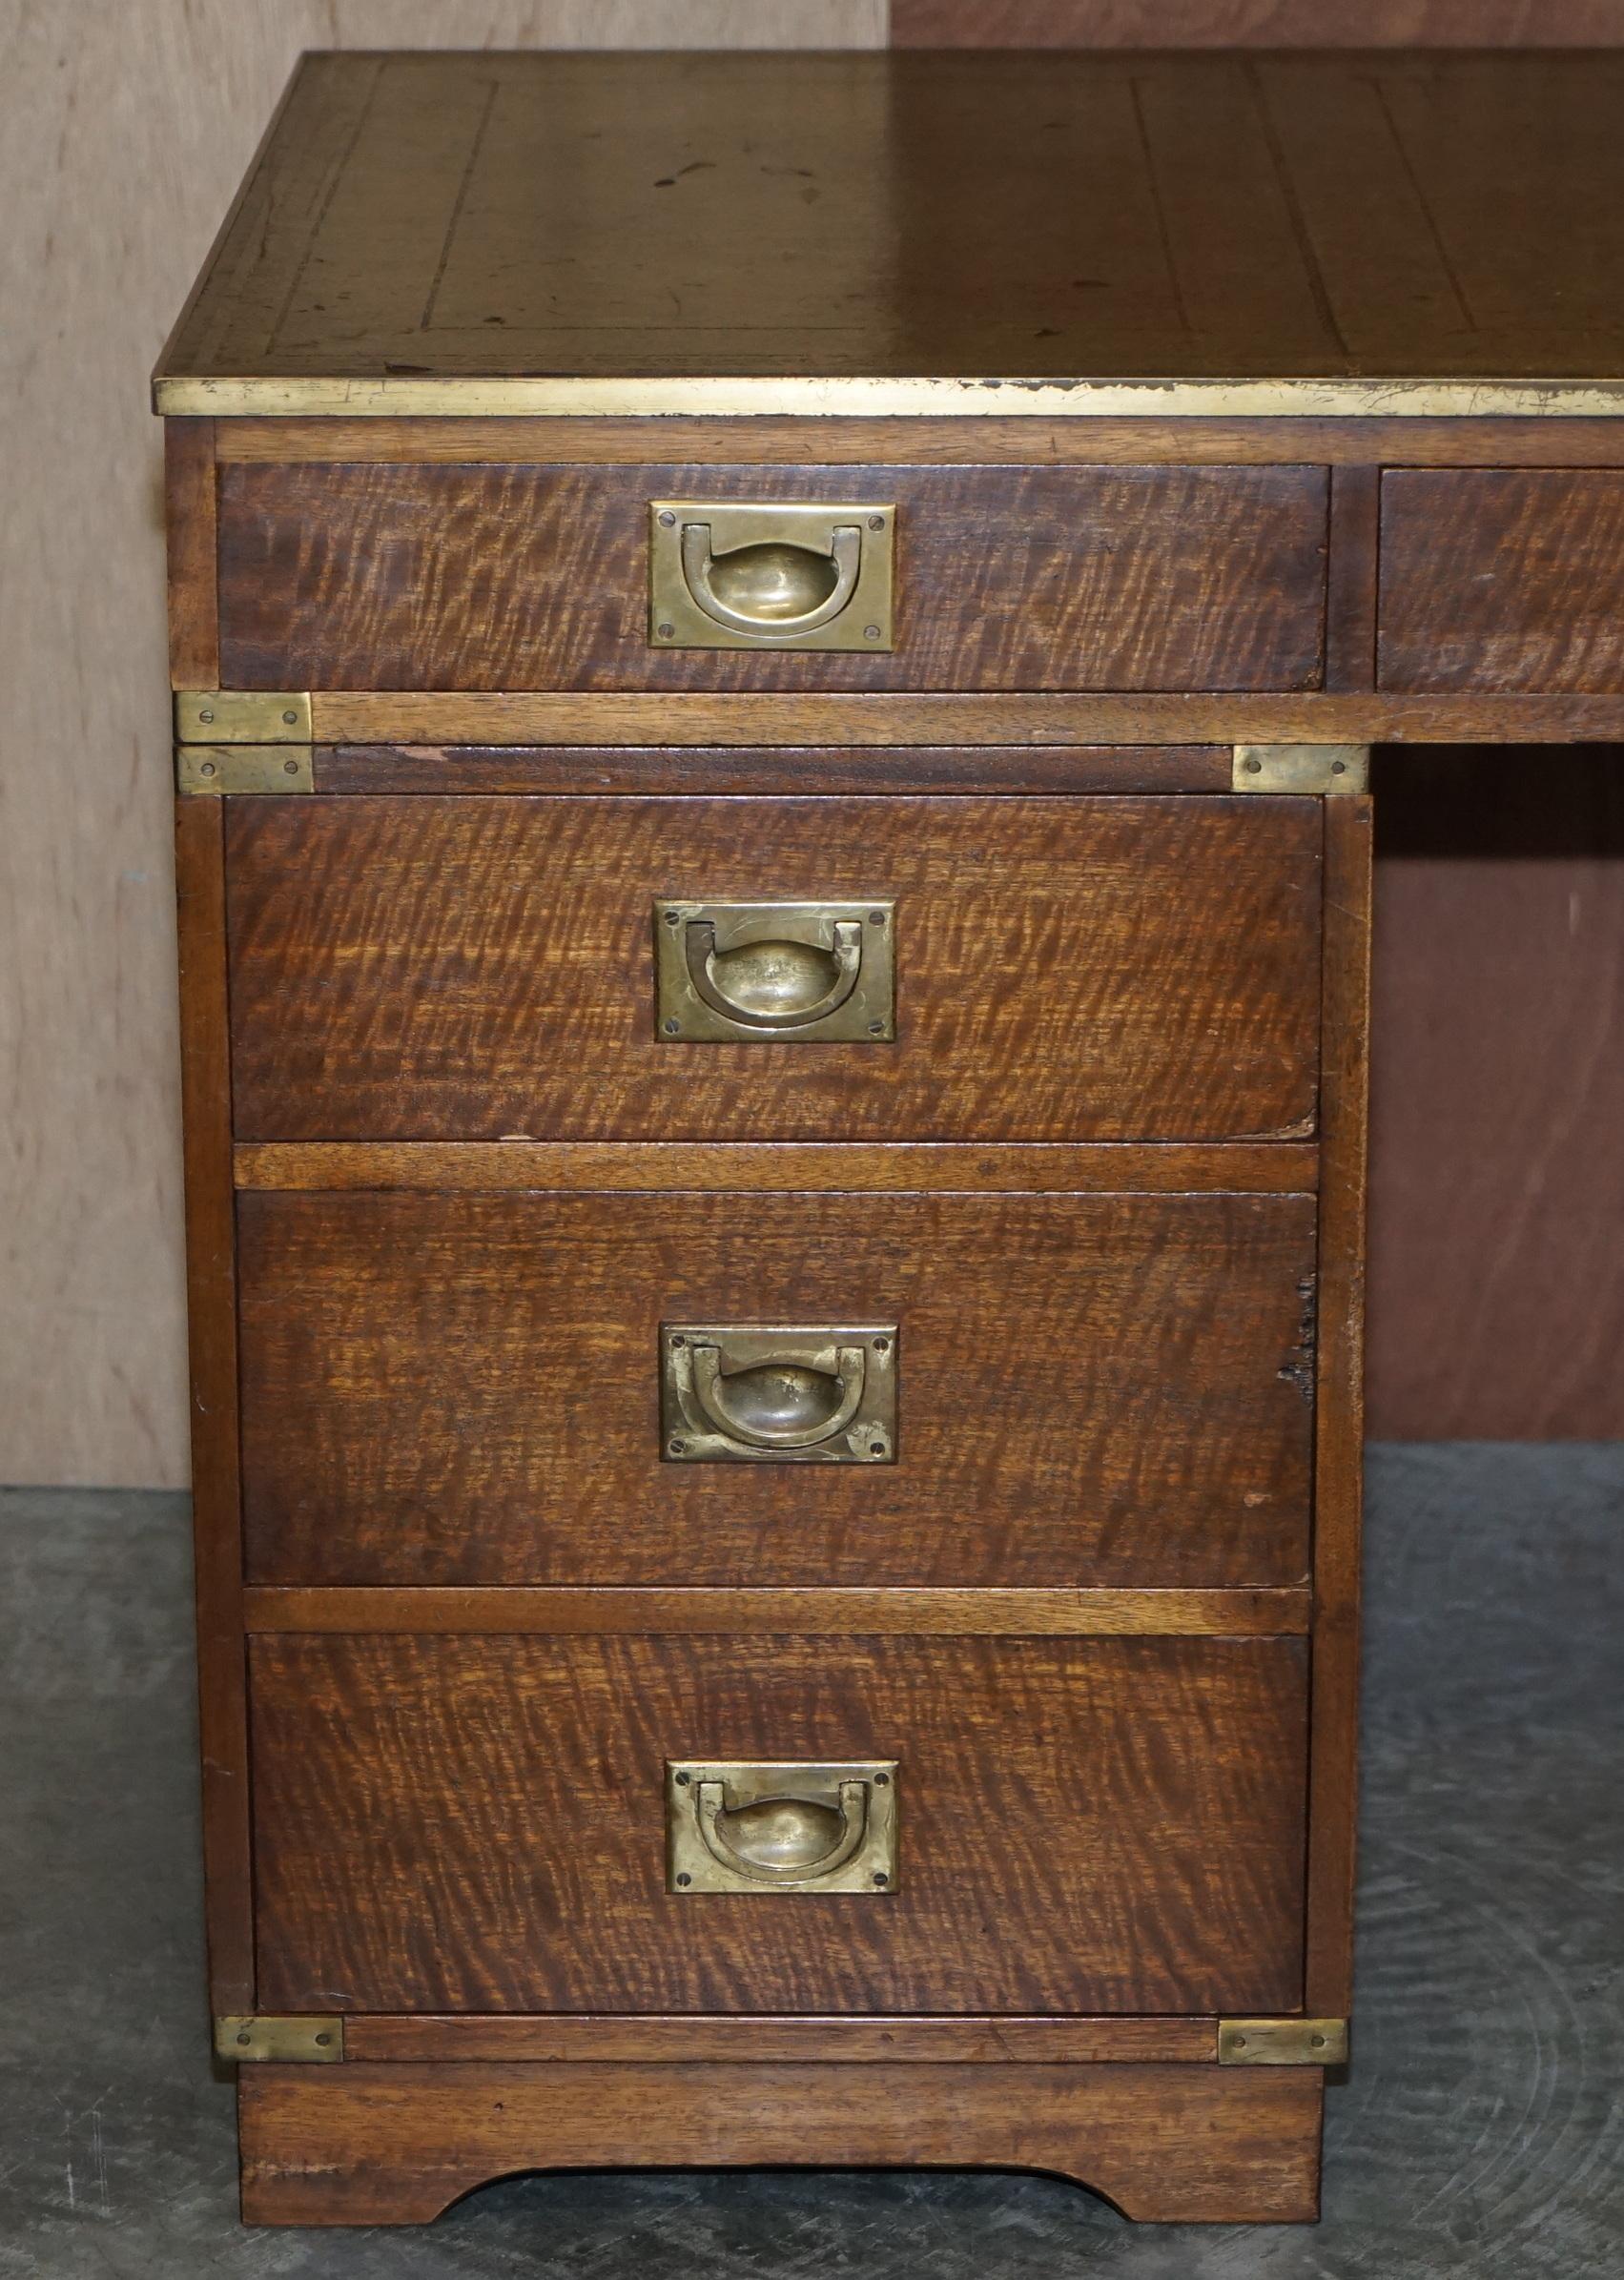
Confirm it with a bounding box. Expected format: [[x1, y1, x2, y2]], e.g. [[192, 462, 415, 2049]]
[[238, 2058, 1325, 2227]]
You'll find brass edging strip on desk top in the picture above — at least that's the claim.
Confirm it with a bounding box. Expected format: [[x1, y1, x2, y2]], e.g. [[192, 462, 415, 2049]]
[[241, 1587, 1311, 1637], [232, 1141, 1321, 1195], [154, 374, 1624, 421]]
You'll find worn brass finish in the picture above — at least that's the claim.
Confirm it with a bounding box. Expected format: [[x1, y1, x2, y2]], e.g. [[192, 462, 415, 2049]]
[[175, 691, 313, 743], [661, 1324, 897, 1465], [216, 2016, 345, 2064], [650, 502, 893, 650], [654, 900, 895, 1043], [1232, 745, 1370, 795], [176, 745, 315, 795], [156, 375, 1624, 421], [667, 1760, 899, 1895], [1219, 2018, 1348, 2066]]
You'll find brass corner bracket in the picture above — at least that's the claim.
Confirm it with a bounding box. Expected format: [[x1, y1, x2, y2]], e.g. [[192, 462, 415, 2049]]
[[1232, 745, 1368, 794], [216, 2015, 344, 2064], [175, 690, 312, 743], [176, 745, 314, 795], [1219, 2018, 1348, 2066]]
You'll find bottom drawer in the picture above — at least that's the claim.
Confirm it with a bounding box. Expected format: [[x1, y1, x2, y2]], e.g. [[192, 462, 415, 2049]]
[[251, 1633, 1307, 2017]]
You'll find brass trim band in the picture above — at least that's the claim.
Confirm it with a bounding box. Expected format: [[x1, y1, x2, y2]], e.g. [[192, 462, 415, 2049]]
[[154, 375, 1624, 421]]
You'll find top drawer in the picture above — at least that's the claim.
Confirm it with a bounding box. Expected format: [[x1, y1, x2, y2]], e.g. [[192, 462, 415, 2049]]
[[224, 794, 1322, 1144], [1380, 469, 1624, 690], [216, 462, 1329, 692]]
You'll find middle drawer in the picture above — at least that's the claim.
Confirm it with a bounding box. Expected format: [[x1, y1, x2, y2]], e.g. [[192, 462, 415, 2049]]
[[237, 1187, 1315, 1589], [224, 794, 1324, 1142]]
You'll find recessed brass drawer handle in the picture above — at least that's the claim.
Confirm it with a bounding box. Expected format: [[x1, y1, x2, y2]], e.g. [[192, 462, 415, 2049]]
[[689, 1338, 867, 1450], [686, 914, 862, 1031], [668, 1760, 899, 1894], [681, 520, 862, 638], [649, 500, 894, 651], [661, 1324, 897, 1464], [654, 900, 894, 1043], [698, 1777, 869, 1881]]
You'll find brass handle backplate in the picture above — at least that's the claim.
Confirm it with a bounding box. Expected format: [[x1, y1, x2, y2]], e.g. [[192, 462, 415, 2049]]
[[667, 1760, 899, 1894], [654, 900, 894, 1043], [649, 500, 894, 650], [661, 1324, 897, 1464]]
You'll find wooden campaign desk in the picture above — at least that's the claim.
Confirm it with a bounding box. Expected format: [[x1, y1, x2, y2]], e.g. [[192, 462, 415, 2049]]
[[155, 50, 1624, 2225]]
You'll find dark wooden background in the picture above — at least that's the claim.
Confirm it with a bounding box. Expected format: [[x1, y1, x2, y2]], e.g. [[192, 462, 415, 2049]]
[[894, 3, 1624, 46], [892, 6, 1624, 1442]]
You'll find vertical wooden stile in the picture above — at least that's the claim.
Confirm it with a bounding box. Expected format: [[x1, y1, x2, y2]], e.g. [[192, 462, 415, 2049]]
[[164, 419, 219, 688], [1305, 794, 1374, 2014], [175, 795, 254, 2009]]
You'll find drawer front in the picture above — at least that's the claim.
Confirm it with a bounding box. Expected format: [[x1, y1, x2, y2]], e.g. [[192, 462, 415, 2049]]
[[225, 796, 1323, 1142], [216, 462, 1329, 691], [1380, 469, 1624, 690], [237, 1190, 1315, 1589], [249, 1633, 1307, 2016]]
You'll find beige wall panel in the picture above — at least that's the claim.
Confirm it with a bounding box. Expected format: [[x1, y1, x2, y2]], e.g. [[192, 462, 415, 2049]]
[[0, 2, 886, 1490]]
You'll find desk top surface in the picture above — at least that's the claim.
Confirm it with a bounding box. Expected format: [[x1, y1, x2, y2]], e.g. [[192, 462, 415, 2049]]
[[157, 49, 1624, 419]]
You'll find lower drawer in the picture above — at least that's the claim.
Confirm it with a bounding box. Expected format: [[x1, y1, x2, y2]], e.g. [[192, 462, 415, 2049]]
[[250, 1633, 1307, 2017]]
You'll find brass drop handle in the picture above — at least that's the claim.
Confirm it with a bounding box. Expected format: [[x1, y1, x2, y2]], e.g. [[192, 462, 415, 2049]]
[[695, 1777, 870, 1884], [684, 916, 864, 1032], [679, 521, 863, 638], [689, 1340, 867, 1449]]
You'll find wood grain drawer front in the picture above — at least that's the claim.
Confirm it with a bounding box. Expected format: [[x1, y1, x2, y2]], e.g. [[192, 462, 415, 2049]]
[[237, 1190, 1315, 1590], [216, 462, 1329, 691], [249, 1633, 1307, 2016], [225, 797, 1323, 1143], [1380, 470, 1624, 690]]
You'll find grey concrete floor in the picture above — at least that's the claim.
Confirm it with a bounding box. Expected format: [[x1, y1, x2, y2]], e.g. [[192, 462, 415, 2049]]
[[2, 1445, 1620, 2277]]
